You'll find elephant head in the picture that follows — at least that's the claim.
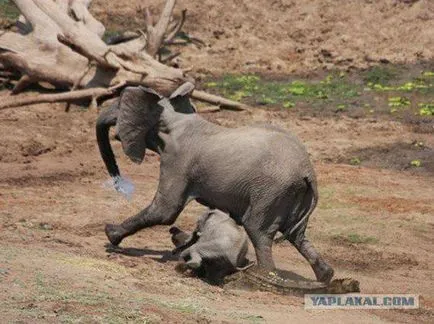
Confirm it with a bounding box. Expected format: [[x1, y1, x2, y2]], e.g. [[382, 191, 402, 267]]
[[95, 82, 195, 194]]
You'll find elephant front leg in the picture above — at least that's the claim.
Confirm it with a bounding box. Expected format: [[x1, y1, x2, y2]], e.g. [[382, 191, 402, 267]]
[[105, 207, 151, 246], [105, 191, 187, 246]]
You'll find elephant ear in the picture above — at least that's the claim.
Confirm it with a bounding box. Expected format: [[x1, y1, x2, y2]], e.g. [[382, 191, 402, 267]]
[[116, 87, 162, 164], [169, 81, 196, 113]]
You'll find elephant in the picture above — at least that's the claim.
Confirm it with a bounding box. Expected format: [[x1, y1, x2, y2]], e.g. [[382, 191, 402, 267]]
[[169, 209, 251, 284], [96, 84, 334, 284], [95, 82, 196, 190]]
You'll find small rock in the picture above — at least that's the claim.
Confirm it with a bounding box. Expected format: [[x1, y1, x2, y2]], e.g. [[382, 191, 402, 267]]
[[0, 268, 9, 276], [39, 222, 53, 230]]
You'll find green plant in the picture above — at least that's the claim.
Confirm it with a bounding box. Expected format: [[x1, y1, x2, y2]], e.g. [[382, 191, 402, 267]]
[[287, 81, 307, 95], [333, 233, 379, 245], [388, 96, 410, 113], [396, 81, 428, 91], [203, 73, 361, 108], [256, 95, 276, 105], [0, 0, 20, 20], [363, 66, 397, 85], [418, 103, 434, 116], [350, 157, 361, 165], [422, 71, 434, 77], [347, 233, 378, 244], [410, 160, 422, 167], [282, 101, 295, 108], [412, 141, 425, 149], [336, 104, 346, 112]]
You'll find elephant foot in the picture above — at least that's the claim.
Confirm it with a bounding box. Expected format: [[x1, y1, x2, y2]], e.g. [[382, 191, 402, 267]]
[[313, 261, 334, 284], [105, 224, 125, 246]]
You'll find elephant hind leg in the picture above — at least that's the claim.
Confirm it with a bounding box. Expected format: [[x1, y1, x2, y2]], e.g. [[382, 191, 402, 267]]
[[291, 236, 334, 283], [242, 205, 279, 271]]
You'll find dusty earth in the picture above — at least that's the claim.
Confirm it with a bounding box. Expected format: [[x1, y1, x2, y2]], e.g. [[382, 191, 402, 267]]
[[1, 101, 433, 323], [1, 0, 434, 323], [92, 0, 434, 76]]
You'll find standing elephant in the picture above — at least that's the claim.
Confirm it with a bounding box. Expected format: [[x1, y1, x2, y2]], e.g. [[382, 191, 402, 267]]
[[96, 85, 334, 284]]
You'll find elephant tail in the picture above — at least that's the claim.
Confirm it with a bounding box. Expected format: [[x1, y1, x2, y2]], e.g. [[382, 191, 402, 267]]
[[275, 176, 318, 244], [96, 103, 120, 178]]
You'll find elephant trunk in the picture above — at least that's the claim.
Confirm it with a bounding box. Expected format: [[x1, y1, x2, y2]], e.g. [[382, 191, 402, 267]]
[[96, 102, 120, 178], [96, 103, 135, 199]]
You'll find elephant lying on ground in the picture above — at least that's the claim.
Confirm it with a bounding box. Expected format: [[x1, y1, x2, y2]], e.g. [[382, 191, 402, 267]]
[[170, 209, 251, 284], [96, 85, 334, 284]]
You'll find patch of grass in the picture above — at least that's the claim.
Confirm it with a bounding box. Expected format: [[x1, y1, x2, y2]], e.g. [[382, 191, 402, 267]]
[[57, 255, 130, 276], [366, 69, 434, 95], [332, 233, 379, 245], [283, 100, 295, 108], [317, 187, 336, 210], [229, 312, 265, 323], [410, 159, 422, 167], [154, 298, 209, 315], [349, 157, 361, 165], [244, 315, 265, 323], [204, 73, 361, 108], [204, 68, 434, 120], [363, 66, 398, 85], [101, 308, 153, 324], [388, 96, 410, 107], [102, 29, 121, 43], [317, 187, 355, 210], [318, 187, 335, 200], [55, 314, 96, 324], [0, 0, 19, 21], [35, 273, 113, 306], [335, 104, 346, 112], [388, 96, 410, 113], [369, 80, 431, 92], [422, 71, 434, 77], [418, 102, 434, 116]]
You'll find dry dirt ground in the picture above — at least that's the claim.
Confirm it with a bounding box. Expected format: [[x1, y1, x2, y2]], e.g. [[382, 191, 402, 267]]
[[0, 103, 433, 323], [1, 0, 434, 323], [92, 0, 434, 75]]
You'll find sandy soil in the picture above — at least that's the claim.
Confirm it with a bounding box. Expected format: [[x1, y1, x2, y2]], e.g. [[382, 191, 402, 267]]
[[1, 0, 434, 323], [92, 0, 434, 75], [0, 102, 433, 323]]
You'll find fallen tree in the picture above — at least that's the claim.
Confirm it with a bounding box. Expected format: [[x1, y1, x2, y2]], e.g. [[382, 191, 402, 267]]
[[0, 0, 246, 111]]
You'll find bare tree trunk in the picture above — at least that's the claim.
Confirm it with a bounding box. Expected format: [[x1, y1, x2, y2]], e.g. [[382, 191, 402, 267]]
[[0, 0, 191, 99], [0, 0, 247, 112]]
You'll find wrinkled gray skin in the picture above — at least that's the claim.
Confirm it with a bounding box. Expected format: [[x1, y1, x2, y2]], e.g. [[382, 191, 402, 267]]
[[97, 86, 334, 283], [170, 209, 250, 284]]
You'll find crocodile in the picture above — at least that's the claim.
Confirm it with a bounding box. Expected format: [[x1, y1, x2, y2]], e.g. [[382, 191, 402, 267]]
[[224, 266, 360, 295]]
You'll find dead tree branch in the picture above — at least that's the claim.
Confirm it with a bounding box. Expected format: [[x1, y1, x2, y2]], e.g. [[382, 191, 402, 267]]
[[0, 0, 245, 113], [191, 90, 249, 111], [0, 0, 190, 98], [0, 83, 125, 111], [145, 0, 177, 57]]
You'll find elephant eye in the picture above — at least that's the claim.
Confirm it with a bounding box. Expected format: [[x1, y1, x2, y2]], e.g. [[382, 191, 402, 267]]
[[183, 254, 191, 262]]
